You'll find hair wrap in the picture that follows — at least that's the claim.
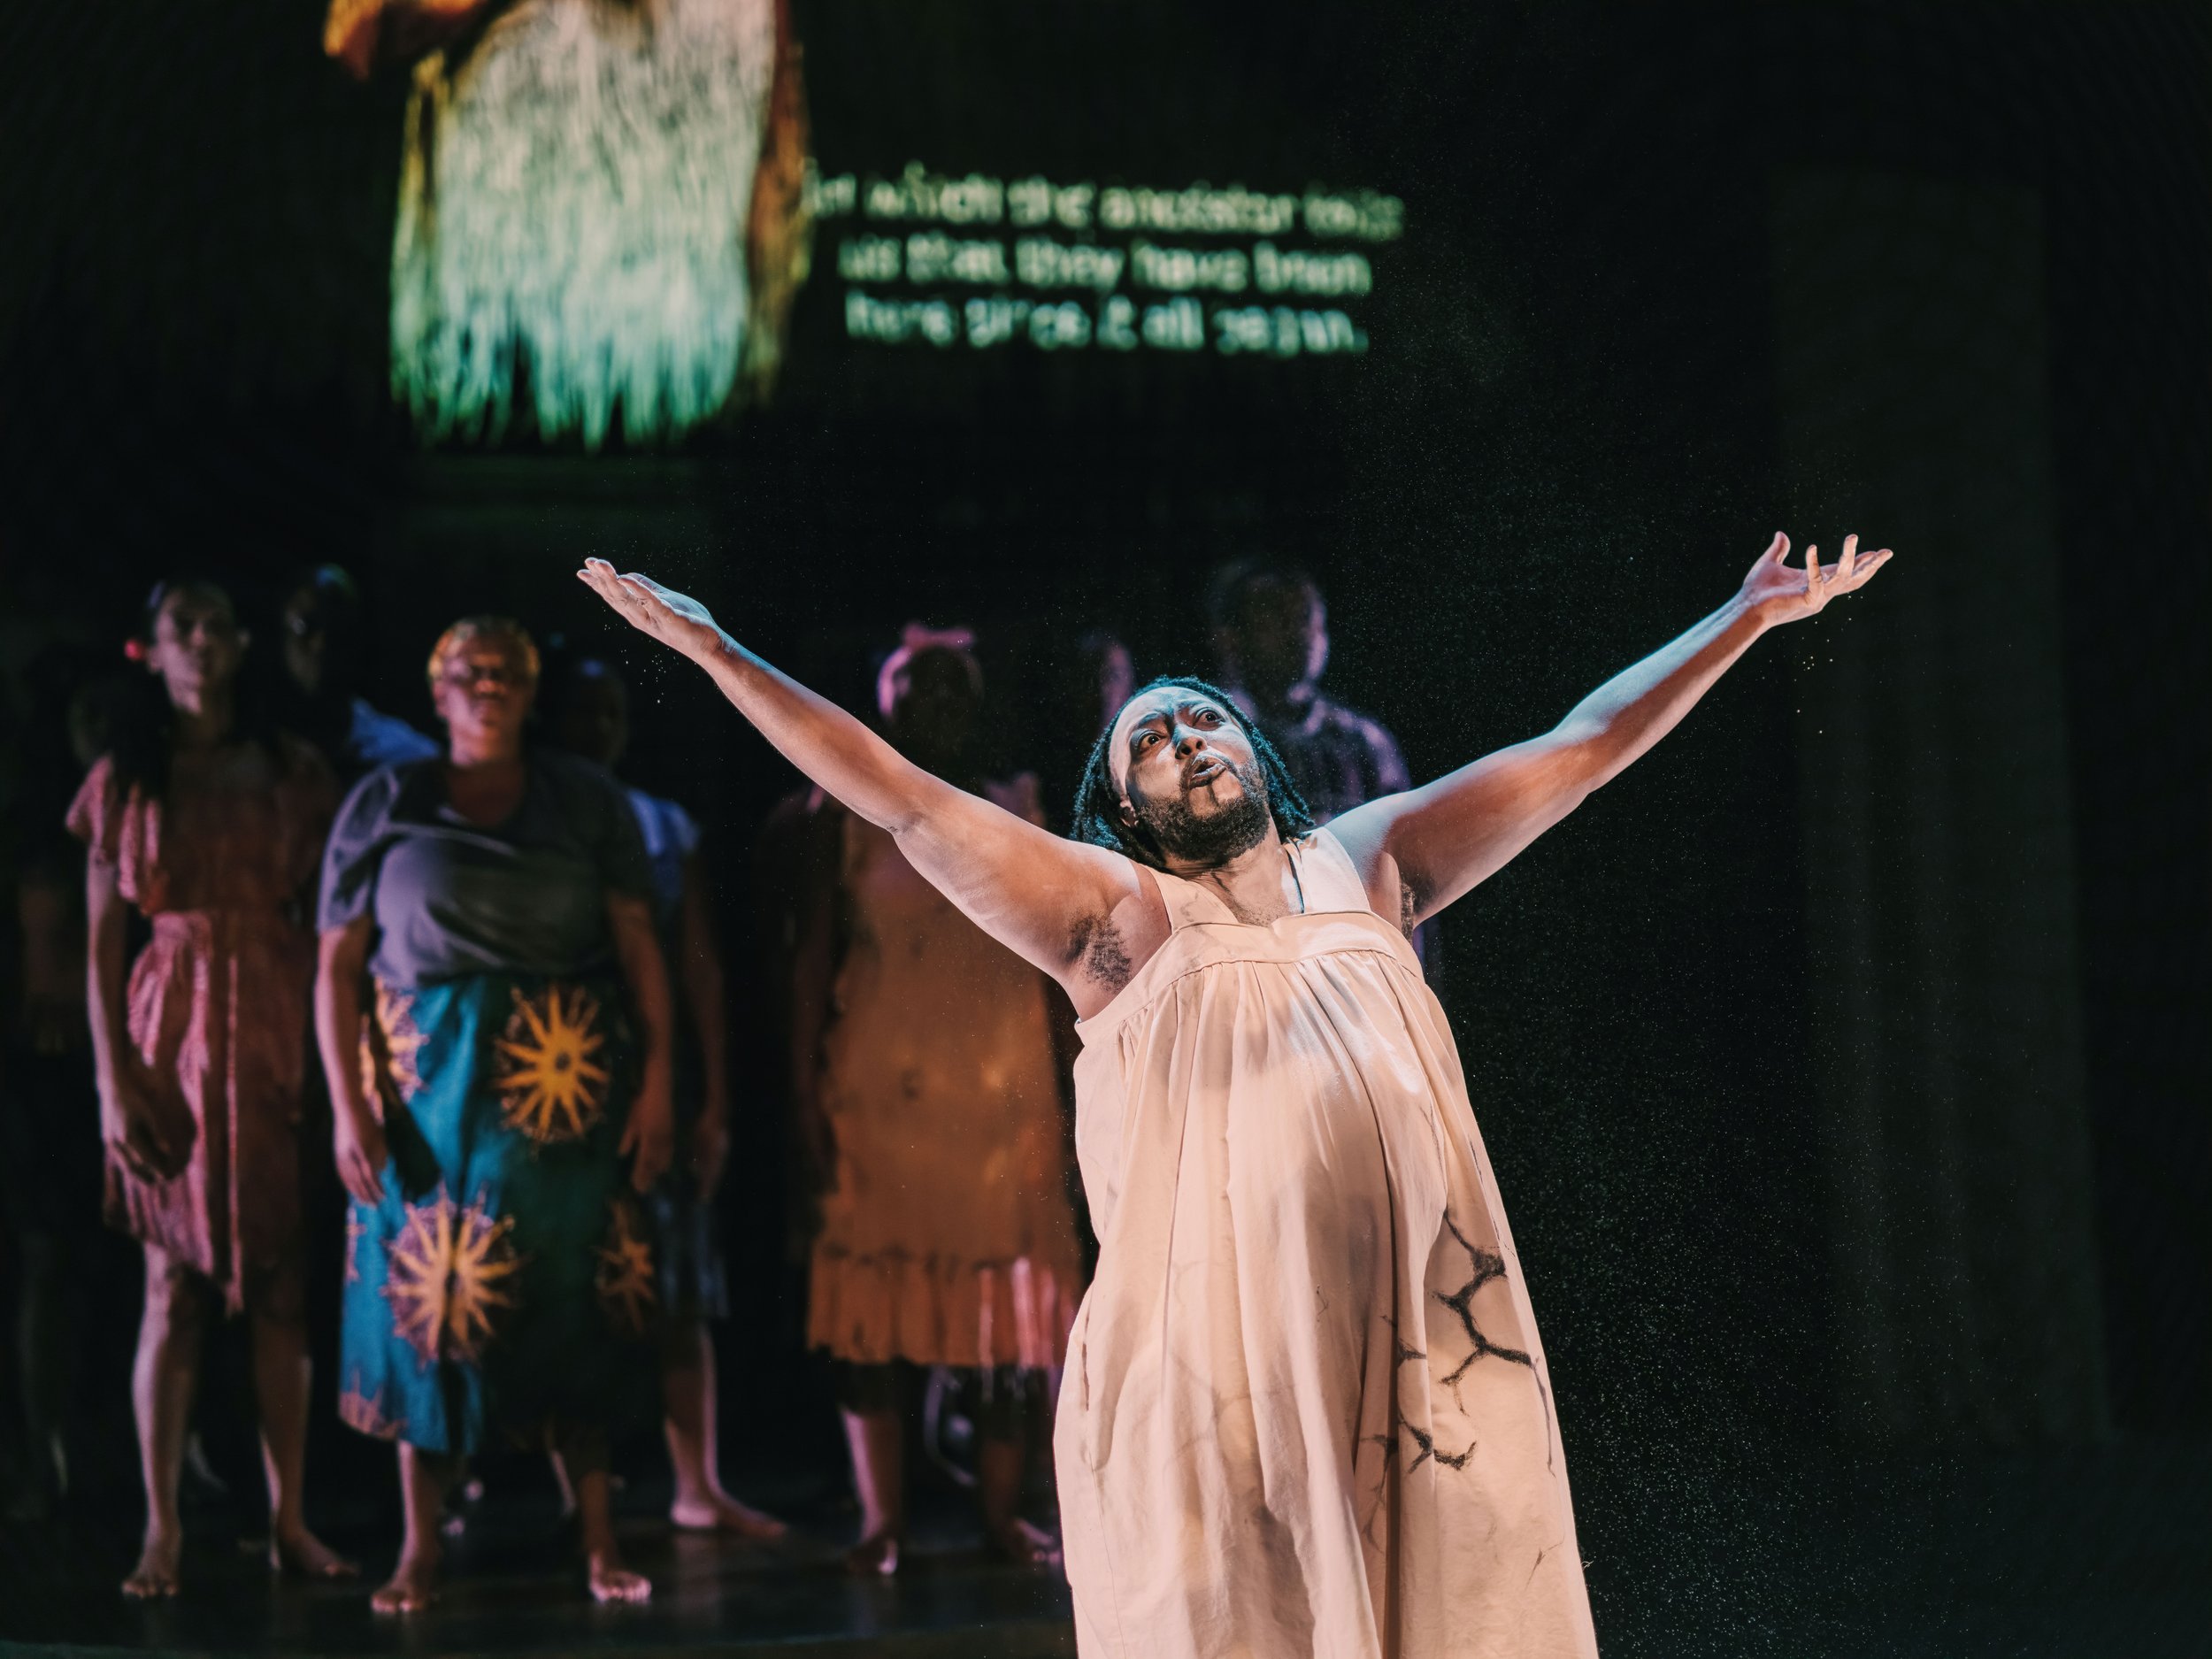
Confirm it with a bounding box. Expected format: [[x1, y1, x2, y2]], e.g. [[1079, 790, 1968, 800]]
[[876, 623, 980, 721]]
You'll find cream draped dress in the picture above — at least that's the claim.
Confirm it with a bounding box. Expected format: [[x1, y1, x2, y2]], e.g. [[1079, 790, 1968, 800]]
[[1055, 830, 1597, 1659]]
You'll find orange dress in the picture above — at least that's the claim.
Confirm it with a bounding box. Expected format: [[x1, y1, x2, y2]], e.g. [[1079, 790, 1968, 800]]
[[67, 741, 336, 1312], [807, 782, 1083, 1371]]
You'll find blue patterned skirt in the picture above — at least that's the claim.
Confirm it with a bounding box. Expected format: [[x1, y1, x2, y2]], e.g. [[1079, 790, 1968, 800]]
[[339, 971, 659, 1455]]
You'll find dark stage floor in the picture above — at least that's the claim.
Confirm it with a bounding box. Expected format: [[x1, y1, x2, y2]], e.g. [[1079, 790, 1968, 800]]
[[2, 1441, 2205, 1657], [0, 1475, 1077, 1659]]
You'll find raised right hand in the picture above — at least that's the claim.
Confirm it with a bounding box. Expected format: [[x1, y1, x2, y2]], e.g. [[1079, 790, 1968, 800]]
[[100, 1062, 190, 1184], [332, 1099, 388, 1208], [577, 559, 728, 663]]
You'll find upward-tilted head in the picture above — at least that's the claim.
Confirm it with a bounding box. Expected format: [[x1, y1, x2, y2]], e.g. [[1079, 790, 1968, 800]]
[[1070, 676, 1315, 871]]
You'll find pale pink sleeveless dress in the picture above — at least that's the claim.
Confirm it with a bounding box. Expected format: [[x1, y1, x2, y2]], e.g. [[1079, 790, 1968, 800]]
[[1055, 830, 1597, 1658]]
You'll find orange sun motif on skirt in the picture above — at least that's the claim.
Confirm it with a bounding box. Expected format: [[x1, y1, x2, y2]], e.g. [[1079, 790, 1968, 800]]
[[595, 1198, 657, 1337], [358, 980, 426, 1107], [494, 985, 610, 1144], [382, 1189, 526, 1365]]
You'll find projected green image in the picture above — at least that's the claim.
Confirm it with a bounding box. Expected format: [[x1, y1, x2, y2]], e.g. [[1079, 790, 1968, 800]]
[[329, 4, 1401, 444], [328, 0, 810, 449]]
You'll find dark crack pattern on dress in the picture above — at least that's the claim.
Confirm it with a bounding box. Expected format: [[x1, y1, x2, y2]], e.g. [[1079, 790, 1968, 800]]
[[1433, 1212, 1533, 1398], [1386, 1312, 1425, 1368], [1404, 1424, 1476, 1472], [1432, 1210, 1557, 1472]]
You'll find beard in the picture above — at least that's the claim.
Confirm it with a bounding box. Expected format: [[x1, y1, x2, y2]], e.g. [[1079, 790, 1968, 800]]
[[1136, 757, 1274, 866]]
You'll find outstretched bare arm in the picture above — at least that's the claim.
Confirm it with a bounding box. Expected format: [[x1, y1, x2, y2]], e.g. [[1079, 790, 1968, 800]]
[[577, 561, 1154, 1009], [1330, 533, 1893, 926]]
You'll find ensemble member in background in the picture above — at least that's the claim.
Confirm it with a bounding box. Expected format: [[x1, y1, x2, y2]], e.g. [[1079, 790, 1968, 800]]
[[1207, 559, 1409, 823], [278, 565, 440, 780], [2, 659, 124, 1514], [579, 529, 1892, 1659], [767, 626, 1082, 1575], [68, 580, 351, 1597], [544, 649, 786, 1539], [1035, 628, 1138, 833], [1208, 560, 1440, 975], [317, 618, 676, 1612]]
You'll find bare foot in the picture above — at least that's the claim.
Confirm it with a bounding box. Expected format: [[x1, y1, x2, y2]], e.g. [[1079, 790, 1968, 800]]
[[121, 1526, 183, 1599], [669, 1491, 789, 1540], [370, 1549, 440, 1615], [586, 1546, 651, 1603], [844, 1530, 901, 1577], [270, 1525, 360, 1580], [987, 1517, 1063, 1570]]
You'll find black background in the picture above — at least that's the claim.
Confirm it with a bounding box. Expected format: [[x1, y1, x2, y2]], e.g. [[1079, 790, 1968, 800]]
[[2, 3, 2205, 1650]]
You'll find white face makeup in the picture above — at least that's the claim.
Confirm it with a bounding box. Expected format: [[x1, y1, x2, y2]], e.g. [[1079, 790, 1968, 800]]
[[1108, 688, 1254, 818]]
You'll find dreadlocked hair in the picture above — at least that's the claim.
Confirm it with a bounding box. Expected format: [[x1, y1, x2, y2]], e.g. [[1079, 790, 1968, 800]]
[[1068, 675, 1316, 870]]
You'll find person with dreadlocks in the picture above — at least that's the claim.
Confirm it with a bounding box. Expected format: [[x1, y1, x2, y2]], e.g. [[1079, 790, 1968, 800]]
[[580, 530, 1893, 1659]]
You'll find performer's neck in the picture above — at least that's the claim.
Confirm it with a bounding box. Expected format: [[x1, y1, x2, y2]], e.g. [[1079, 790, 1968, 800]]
[[1165, 831, 1304, 926]]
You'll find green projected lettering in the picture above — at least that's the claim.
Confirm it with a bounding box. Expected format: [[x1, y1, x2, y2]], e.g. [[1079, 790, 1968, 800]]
[[810, 163, 1402, 358]]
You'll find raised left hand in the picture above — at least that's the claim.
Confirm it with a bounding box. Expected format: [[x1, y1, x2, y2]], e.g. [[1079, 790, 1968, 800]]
[[621, 1068, 678, 1193], [578, 559, 729, 664], [1739, 532, 1893, 626]]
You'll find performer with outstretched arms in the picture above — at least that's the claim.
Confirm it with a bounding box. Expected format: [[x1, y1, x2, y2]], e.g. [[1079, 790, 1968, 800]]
[[580, 532, 1891, 1659]]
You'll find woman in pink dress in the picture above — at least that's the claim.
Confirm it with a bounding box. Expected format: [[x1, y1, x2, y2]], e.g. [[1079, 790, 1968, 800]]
[[71, 578, 352, 1598]]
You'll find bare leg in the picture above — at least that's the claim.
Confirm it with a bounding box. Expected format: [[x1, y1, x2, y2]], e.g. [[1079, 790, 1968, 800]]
[[664, 1321, 785, 1539], [372, 1444, 453, 1614], [561, 1426, 649, 1603], [549, 1447, 578, 1519], [250, 1310, 356, 1578], [840, 1406, 903, 1575], [978, 1433, 1059, 1567], [121, 1248, 203, 1599]]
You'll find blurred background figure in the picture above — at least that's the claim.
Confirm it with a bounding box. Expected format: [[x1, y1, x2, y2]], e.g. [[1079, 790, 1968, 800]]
[[2, 653, 128, 1516], [763, 626, 1081, 1575], [1205, 559, 1409, 824], [542, 647, 786, 1540], [1205, 561, 1436, 977], [69, 580, 350, 1598], [317, 618, 674, 1612], [1035, 627, 1137, 833], [278, 565, 439, 781]]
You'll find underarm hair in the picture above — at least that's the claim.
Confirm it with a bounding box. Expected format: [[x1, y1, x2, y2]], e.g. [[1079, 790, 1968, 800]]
[[1070, 912, 1133, 996]]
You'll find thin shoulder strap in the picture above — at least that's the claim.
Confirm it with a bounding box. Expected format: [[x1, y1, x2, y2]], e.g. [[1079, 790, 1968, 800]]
[[1292, 829, 1378, 913]]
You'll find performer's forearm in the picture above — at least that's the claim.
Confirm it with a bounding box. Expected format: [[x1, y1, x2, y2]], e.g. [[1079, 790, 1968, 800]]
[[83, 865, 133, 1098], [316, 922, 374, 1123], [1554, 593, 1770, 793], [611, 899, 677, 1087], [691, 634, 952, 835]]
